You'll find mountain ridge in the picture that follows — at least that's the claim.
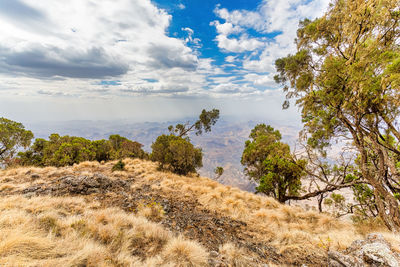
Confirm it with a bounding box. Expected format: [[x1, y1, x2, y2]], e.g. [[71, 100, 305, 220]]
[[1, 158, 398, 266]]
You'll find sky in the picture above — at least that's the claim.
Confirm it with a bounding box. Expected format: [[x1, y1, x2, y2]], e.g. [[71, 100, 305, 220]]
[[0, 0, 330, 124]]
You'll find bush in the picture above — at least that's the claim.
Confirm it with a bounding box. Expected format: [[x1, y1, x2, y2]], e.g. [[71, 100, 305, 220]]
[[0, 117, 33, 165], [151, 135, 202, 175], [112, 160, 125, 172], [18, 134, 147, 167]]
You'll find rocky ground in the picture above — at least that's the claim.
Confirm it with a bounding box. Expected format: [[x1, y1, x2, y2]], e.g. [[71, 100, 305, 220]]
[[1, 159, 400, 266], [19, 172, 282, 266]]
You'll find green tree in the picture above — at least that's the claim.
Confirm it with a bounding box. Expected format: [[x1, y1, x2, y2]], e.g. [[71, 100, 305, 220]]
[[168, 109, 219, 137], [112, 160, 126, 172], [214, 166, 224, 179], [52, 137, 96, 166], [151, 134, 202, 175], [0, 117, 33, 165], [108, 134, 147, 160], [92, 139, 113, 162], [241, 124, 306, 203], [152, 109, 219, 175], [18, 134, 146, 167], [274, 0, 400, 230]]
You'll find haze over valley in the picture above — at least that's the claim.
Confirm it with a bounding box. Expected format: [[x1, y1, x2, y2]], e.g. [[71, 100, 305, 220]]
[[25, 118, 300, 191]]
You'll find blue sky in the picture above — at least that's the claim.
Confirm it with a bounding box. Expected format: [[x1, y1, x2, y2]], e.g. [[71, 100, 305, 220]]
[[0, 0, 330, 124]]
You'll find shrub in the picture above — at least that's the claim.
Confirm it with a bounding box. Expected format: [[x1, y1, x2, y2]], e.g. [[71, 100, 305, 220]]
[[151, 135, 202, 175], [112, 160, 125, 172], [0, 117, 33, 166], [18, 134, 147, 167], [136, 199, 165, 222]]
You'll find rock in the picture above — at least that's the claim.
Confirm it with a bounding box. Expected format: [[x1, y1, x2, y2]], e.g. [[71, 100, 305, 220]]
[[24, 192, 36, 198], [329, 233, 400, 267], [210, 251, 219, 258], [363, 243, 397, 266], [30, 173, 40, 179], [328, 250, 363, 267], [208, 258, 223, 266], [21, 173, 128, 196]]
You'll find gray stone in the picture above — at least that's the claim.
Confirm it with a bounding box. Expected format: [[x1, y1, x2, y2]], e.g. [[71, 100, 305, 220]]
[[328, 250, 363, 267], [362, 242, 399, 267], [210, 251, 219, 258], [328, 233, 400, 267], [30, 173, 40, 179]]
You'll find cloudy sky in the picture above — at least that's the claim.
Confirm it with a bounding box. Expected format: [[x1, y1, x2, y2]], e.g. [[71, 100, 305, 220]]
[[0, 0, 330, 124]]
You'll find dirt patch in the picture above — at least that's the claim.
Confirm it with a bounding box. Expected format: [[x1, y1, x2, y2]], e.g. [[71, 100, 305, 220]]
[[13, 171, 329, 266], [21, 173, 131, 196]]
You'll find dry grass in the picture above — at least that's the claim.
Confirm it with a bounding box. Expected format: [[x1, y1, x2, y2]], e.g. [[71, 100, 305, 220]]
[[129, 159, 400, 257], [218, 243, 255, 267], [162, 236, 208, 266], [1, 158, 399, 265], [136, 199, 165, 222], [0, 195, 207, 266]]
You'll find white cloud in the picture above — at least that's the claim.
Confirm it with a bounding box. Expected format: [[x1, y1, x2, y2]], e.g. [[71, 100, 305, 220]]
[[215, 33, 265, 53], [244, 73, 277, 87], [178, 3, 185, 10], [182, 27, 202, 49], [0, 0, 332, 122], [214, 6, 266, 32], [225, 56, 236, 63], [212, 0, 330, 73], [0, 0, 204, 98]]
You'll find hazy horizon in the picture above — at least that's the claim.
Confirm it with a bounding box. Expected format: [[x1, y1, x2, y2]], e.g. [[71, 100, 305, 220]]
[[0, 0, 329, 126]]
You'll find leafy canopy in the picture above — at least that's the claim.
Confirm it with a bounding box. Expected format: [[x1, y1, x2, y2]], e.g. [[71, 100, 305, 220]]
[[18, 134, 146, 167], [151, 134, 202, 175], [0, 117, 33, 164], [168, 109, 219, 137], [274, 0, 400, 231], [241, 124, 306, 203], [153, 108, 219, 175], [214, 166, 224, 179]]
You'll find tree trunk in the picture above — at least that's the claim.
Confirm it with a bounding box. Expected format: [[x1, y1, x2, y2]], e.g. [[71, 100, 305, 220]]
[[318, 193, 324, 213], [373, 186, 400, 233], [356, 134, 400, 232]]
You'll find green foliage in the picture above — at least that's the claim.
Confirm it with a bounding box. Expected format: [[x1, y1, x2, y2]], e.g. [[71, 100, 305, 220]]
[[136, 199, 165, 222], [214, 166, 224, 178], [241, 124, 306, 203], [274, 0, 400, 152], [168, 109, 219, 137], [112, 160, 125, 172], [0, 117, 34, 165], [152, 108, 218, 175], [151, 134, 202, 175], [324, 193, 348, 217], [274, 0, 400, 231], [18, 134, 146, 167], [108, 134, 146, 159]]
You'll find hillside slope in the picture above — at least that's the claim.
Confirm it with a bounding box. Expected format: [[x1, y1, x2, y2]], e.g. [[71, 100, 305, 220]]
[[0, 159, 399, 266]]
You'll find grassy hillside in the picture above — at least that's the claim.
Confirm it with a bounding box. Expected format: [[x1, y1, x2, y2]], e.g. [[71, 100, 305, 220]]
[[0, 159, 398, 266]]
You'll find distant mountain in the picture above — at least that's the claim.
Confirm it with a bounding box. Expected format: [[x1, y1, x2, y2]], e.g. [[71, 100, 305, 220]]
[[26, 118, 300, 191]]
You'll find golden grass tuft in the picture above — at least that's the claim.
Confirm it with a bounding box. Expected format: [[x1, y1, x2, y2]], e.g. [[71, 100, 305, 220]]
[[0, 194, 206, 266], [136, 200, 165, 222], [162, 236, 208, 266], [1, 158, 398, 265], [218, 243, 255, 267]]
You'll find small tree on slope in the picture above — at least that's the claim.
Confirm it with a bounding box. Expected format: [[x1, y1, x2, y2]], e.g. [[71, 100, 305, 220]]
[[0, 117, 33, 165], [151, 109, 219, 175]]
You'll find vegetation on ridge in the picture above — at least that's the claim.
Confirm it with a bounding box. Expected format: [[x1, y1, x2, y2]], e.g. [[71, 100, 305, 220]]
[[151, 109, 219, 175], [241, 124, 306, 203], [0, 117, 33, 164], [17, 134, 147, 167], [1, 158, 398, 266], [274, 0, 400, 231]]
